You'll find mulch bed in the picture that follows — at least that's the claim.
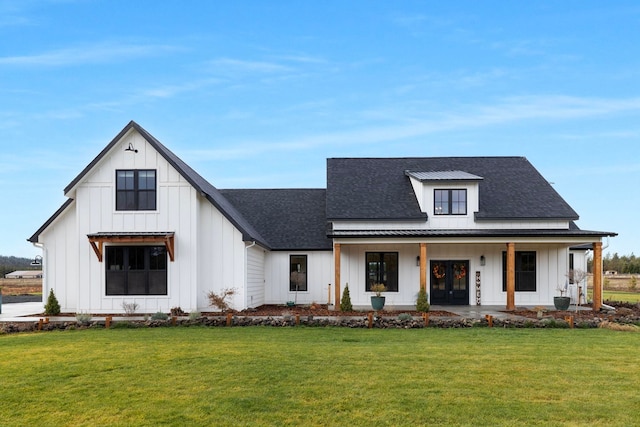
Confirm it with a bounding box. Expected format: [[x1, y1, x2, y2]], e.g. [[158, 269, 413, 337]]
[[227, 304, 455, 317], [508, 301, 640, 321]]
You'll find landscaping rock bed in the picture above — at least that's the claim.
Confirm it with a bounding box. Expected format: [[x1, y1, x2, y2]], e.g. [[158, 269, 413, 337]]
[[2, 312, 637, 335], [2, 302, 638, 334]]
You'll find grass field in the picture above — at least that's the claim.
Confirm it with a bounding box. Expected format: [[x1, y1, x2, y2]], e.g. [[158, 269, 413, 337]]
[[1, 327, 639, 426], [603, 290, 640, 303]]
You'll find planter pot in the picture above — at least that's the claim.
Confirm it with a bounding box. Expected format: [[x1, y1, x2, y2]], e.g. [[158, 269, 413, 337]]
[[371, 296, 386, 311], [553, 296, 571, 311]]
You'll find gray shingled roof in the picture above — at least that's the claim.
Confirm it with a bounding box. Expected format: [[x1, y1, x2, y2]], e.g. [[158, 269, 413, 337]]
[[29, 123, 616, 249], [220, 189, 332, 250], [327, 157, 580, 221]]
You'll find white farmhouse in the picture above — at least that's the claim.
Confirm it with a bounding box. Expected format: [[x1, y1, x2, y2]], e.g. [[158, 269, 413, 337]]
[[29, 121, 616, 314]]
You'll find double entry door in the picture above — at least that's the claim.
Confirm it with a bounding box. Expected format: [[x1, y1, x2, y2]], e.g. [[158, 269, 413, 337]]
[[430, 260, 469, 305]]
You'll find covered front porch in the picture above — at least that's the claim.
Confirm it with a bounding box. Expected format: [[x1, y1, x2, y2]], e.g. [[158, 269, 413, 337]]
[[332, 239, 605, 311]]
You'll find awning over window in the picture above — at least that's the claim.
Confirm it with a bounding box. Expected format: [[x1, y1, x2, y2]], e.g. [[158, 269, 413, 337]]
[[87, 232, 175, 262]]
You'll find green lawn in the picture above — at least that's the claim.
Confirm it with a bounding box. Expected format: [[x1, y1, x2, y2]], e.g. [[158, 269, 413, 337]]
[[1, 327, 639, 426], [604, 290, 640, 303], [587, 289, 640, 303]]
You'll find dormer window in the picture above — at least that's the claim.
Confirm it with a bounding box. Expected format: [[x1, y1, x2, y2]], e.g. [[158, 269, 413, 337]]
[[116, 170, 156, 211], [434, 189, 467, 215]]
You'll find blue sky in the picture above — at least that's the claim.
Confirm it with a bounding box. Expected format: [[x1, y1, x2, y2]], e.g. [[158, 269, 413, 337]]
[[1, 0, 638, 258]]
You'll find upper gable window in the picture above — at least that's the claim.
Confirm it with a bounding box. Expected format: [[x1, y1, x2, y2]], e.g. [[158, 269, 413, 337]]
[[116, 170, 156, 211], [434, 189, 466, 215]]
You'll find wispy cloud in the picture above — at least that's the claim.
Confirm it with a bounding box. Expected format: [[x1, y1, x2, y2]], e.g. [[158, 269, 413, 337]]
[[208, 58, 293, 74], [0, 42, 180, 67], [183, 95, 640, 160]]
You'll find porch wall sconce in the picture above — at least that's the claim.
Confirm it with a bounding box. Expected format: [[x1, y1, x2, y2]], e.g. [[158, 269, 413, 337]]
[[31, 255, 43, 266], [416, 255, 420, 267], [124, 142, 138, 153], [480, 255, 486, 266]]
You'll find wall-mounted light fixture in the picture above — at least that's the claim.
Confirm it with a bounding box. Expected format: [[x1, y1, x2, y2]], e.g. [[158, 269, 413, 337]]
[[31, 255, 43, 266], [124, 142, 138, 153], [416, 255, 421, 266], [480, 255, 486, 266]]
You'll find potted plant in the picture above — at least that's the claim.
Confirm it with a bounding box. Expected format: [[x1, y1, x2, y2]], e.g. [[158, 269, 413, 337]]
[[554, 281, 571, 310], [370, 283, 387, 310]]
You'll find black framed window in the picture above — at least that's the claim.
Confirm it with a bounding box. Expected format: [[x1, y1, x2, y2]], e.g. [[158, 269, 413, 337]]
[[366, 252, 398, 292], [106, 246, 167, 295], [116, 170, 156, 211], [289, 255, 308, 292], [502, 251, 536, 292], [434, 189, 467, 215]]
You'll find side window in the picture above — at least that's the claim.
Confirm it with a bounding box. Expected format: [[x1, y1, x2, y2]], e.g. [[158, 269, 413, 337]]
[[116, 170, 156, 211], [434, 189, 467, 215], [290, 255, 307, 292], [365, 252, 399, 292], [502, 251, 537, 292]]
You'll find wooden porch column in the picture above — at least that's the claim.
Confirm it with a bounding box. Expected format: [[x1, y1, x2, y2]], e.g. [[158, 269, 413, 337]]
[[593, 241, 603, 311], [506, 242, 516, 311], [334, 243, 341, 310], [420, 243, 427, 291]]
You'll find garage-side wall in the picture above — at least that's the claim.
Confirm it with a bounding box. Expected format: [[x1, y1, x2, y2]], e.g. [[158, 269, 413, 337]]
[[264, 251, 333, 306]]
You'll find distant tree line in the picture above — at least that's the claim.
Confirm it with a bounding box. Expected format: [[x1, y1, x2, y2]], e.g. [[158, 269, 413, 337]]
[[588, 253, 640, 274], [0, 255, 38, 277]]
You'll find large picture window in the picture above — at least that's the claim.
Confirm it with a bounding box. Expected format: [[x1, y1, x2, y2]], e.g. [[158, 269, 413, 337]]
[[290, 255, 307, 292], [434, 189, 467, 215], [116, 170, 156, 211], [366, 252, 398, 292], [502, 251, 536, 292], [106, 246, 167, 295]]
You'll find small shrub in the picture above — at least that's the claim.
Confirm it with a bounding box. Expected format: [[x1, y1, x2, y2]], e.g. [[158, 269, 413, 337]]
[[151, 312, 169, 321], [170, 306, 184, 316], [630, 275, 637, 291], [121, 301, 139, 316], [370, 283, 386, 297], [416, 287, 430, 313], [340, 284, 353, 312], [207, 288, 236, 311], [75, 312, 91, 326], [189, 310, 201, 320], [44, 289, 61, 315], [397, 313, 412, 321]]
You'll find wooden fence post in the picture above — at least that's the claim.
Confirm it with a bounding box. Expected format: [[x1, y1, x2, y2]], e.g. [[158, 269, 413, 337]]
[[485, 314, 493, 328]]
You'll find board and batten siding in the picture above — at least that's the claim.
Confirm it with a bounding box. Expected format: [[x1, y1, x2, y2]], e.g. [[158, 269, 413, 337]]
[[196, 195, 247, 312], [246, 245, 266, 308], [38, 129, 253, 314], [39, 201, 78, 312], [69, 131, 201, 313], [264, 251, 333, 305]]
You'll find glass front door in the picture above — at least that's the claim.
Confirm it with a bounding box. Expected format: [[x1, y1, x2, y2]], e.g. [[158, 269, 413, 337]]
[[430, 260, 469, 305]]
